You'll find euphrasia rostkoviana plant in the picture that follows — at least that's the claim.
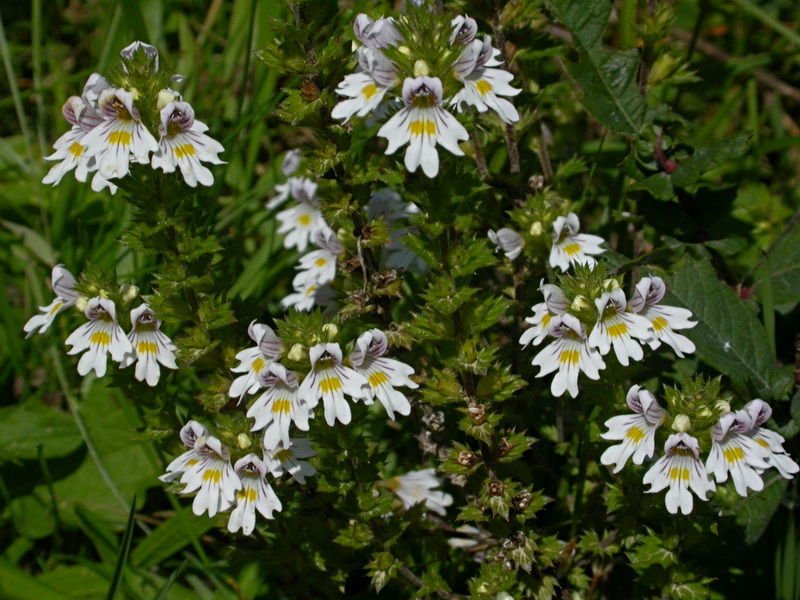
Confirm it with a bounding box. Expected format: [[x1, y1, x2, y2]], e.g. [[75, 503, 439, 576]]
[[25, 2, 798, 597]]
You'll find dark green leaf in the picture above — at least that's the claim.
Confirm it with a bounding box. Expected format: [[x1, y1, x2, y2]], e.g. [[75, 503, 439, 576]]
[[671, 132, 753, 188]]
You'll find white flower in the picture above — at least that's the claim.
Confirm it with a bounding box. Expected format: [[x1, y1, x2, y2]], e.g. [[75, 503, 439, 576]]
[[227, 454, 281, 535], [353, 14, 402, 49], [268, 176, 317, 210], [64, 297, 132, 377], [449, 15, 478, 46], [151, 101, 225, 187], [179, 436, 241, 517], [24, 264, 79, 338], [276, 200, 330, 252], [292, 228, 343, 288], [350, 329, 417, 420], [706, 405, 772, 497], [230, 321, 284, 402], [80, 88, 159, 180], [377, 76, 469, 178], [263, 438, 317, 484], [119, 304, 178, 386], [519, 282, 568, 348], [740, 399, 799, 479], [281, 281, 336, 312], [629, 276, 697, 358], [281, 149, 302, 176], [531, 314, 605, 398], [588, 289, 653, 366], [385, 468, 453, 516], [120, 41, 159, 70], [450, 36, 521, 124], [488, 227, 524, 260], [332, 47, 398, 123], [549, 213, 605, 272], [643, 433, 715, 515], [42, 97, 103, 186], [298, 342, 369, 426], [248, 362, 312, 450], [367, 188, 410, 223], [159, 420, 209, 483], [600, 385, 667, 473]]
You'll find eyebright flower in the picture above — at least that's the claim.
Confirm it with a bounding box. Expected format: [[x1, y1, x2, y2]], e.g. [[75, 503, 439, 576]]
[[248, 363, 312, 450], [292, 228, 343, 289], [383, 468, 453, 516], [42, 93, 103, 187], [643, 433, 715, 515], [331, 47, 398, 123], [263, 438, 317, 484], [230, 321, 283, 402], [353, 13, 401, 49], [65, 298, 132, 377], [281, 280, 336, 312], [377, 76, 469, 178], [276, 198, 330, 253], [549, 213, 605, 272], [119, 304, 178, 386], [450, 35, 521, 124], [159, 420, 209, 483], [740, 400, 799, 479], [531, 313, 605, 398], [706, 403, 772, 497], [120, 41, 159, 70], [629, 276, 697, 358], [350, 329, 418, 420], [281, 149, 302, 176], [227, 454, 282, 535], [151, 101, 225, 187], [268, 176, 317, 210], [600, 385, 667, 473], [588, 289, 652, 366], [488, 228, 524, 260], [519, 282, 568, 348], [24, 264, 79, 338], [298, 343, 369, 426], [80, 88, 159, 181], [449, 15, 478, 46], [179, 435, 241, 517]]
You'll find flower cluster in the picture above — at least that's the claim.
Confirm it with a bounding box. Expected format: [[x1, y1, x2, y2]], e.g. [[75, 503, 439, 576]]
[[601, 384, 798, 514], [24, 264, 177, 385], [331, 9, 520, 177], [518, 214, 696, 397], [42, 41, 223, 192]]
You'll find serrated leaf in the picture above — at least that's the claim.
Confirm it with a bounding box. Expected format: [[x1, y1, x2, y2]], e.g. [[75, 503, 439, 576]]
[[671, 132, 753, 188], [629, 173, 675, 201], [365, 551, 397, 593], [449, 239, 497, 278], [457, 503, 489, 522], [627, 533, 678, 571], [399, 233, 439, 267], [547, 0, 651, 136], [334, 521, 374, 549], [666, 258, 788, 400]]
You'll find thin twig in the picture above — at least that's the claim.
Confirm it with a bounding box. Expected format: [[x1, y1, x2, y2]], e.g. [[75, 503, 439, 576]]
[[469, 128, 490, 180], [491, 3, 521, 174]]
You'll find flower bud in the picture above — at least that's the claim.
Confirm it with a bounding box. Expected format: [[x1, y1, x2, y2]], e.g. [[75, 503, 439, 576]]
[[236, 433, 252, 450], [75, 296, 89, 312], [529, 221, 543, 236], [413, 60, 430, 77], [715, 400, 731, 414], [398, 45, 412, 56], [457, 450, 478, 467], [672, 414, 691, 433], [321, 323, 339, 341], [570, 295, 590, 312], [603, 278, 621, 291], [157, 88, 179, 111], [120, 283, 139, 303], [287, 343, 307, 362], [467, 403, 486, 425]]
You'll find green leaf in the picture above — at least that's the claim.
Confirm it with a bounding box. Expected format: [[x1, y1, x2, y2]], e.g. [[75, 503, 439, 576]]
[[0, 561, 76, 600], [105, 495, 136, 600], [629, 173, 675, 201], [365, 552, 397, 594], [670, 132, 753, 188], [666, 258, 788, 400], [333, 521, 374, 549], [547, 0, 651, 136], [0, 402, 82, 462], [765, 216, 800, 305], [627, 531, 678, 571], [733, 475, 788, 545], [130, 506, 215, 569], [2, 220, 58, 264]]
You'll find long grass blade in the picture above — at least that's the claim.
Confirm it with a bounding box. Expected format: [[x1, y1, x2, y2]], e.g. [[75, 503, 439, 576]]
[[105, 495, 137, 600]]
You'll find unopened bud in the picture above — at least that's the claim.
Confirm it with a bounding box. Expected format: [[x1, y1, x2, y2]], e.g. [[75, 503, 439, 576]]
[[512, 490, 531, 511], [120, 284, 139, 303], [98, 288, 109, 299], [397, 45, 412, 56], [496, 593, 515, 600], [157, 88, 178, 111], [237, 433, 252, 449], [697, 406, 713, 419], [715, 400, 731, 414], [672, 414, 691, 433], [321, 323, 339, 341], [570, 295, 590, 312], [287, 343, 307, 362], [75, 296, 89, 312], [413, 60, 430, 77], [129, 87, 141, 101], [603, 278, 621, 291], [529, 221, 543, 236]]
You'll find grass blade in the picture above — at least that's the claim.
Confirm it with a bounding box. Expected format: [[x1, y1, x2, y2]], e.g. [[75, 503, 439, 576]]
[[105, 495, 137, 600]]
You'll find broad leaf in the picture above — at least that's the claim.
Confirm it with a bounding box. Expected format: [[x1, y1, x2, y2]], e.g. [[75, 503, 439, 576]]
[[671, 132, 753, 188]]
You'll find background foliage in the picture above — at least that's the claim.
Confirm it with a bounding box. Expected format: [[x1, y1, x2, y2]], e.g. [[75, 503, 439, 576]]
[[1, 0, 800, 598]]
